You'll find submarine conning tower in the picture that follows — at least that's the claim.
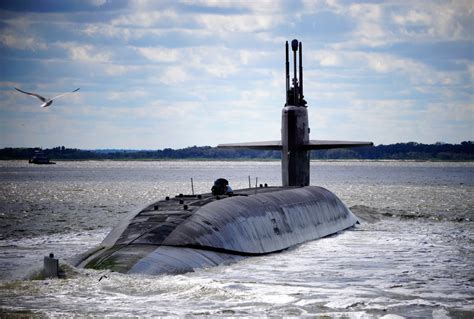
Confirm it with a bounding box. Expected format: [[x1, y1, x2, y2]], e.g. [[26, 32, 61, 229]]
[[282, 39, 310, 186], [218, 39, 373, 186]]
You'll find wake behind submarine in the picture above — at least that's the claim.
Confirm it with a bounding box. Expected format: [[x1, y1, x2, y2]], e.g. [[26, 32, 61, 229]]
[[71, 39, 373, 275]]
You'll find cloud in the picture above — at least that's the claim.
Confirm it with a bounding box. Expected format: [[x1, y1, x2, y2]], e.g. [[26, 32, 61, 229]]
[[392, 9, 431, 26], [132, 45, 274, 98], [468, 63, 474, 80], [363, 53, 419, 74], [180, 0, 284, 13], [104, 64, 141, 76], [309, 98, 421, 143], [70, 46, 110, 63], [392, 1, 473, 41], [83, 24, 138, 41], [320, 1, 474, 49], [345, 3, 391, 47], [0, 15, 46, 52], [136, 45, 243, 78], [107, 101, 202, 121], [313, 52, 342, 67], [238, 50, 272, 65], [0, 32, 47, 51], [106, 90, 148, 101], [195, 14, 281, 33], [57, 42, 112, 63], [152, 66, 192, 84], [309, 49, 465, 87], [423, 102, 474, 124], [239, 89, 271, 101], [360, 54, 463, 86], [111, 10, 178, 28], [135, 47, 180, 63]]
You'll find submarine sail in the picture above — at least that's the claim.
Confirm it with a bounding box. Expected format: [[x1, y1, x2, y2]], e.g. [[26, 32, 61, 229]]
[[218, 39, 372, 187], [71, 39, 372, 275]]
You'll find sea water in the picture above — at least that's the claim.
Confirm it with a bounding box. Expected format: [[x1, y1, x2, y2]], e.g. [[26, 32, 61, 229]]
[[0, 160, 472, 317]]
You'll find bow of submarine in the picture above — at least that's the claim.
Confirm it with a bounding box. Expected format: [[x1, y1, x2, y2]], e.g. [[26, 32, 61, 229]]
[[71, 186, 358, 275]]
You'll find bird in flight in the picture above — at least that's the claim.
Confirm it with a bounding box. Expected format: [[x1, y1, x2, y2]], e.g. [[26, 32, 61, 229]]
[[15, 87, 80, 107]]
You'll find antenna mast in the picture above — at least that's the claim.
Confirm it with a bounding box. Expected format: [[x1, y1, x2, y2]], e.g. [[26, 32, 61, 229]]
[[292, 39, 298, 105], [299, 42, 303, 101], [286, 39, 306, 107]]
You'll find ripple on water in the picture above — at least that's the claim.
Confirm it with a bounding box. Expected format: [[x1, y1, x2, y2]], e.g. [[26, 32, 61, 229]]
[[0, 161, 472, 316], [0, 219, 472, 317]]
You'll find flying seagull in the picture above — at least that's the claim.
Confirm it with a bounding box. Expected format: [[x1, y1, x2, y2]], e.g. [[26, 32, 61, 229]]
[[15, 87, 80, 107]]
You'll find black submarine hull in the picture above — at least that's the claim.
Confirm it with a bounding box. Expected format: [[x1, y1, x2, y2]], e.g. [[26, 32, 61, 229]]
[[72, 186, 358, 275]]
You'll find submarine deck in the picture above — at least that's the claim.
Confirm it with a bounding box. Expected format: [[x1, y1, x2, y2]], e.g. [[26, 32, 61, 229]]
[[73, 185, 358, 274], [102, 186, 300, 247]]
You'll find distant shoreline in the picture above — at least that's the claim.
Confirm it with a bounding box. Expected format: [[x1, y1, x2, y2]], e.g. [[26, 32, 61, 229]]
[[1, 142, 473, 161], [1, 158, 473, 163]]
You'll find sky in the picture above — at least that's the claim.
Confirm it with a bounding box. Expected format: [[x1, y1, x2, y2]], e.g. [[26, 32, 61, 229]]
[[0, 0, 472, 149]]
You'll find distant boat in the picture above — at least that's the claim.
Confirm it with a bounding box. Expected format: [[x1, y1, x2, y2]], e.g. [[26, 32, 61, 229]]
[[29, 150, 55, 165]]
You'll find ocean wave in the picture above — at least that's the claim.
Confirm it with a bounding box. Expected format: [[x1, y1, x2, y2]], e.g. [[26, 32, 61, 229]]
[[350, 205, 472, 222]]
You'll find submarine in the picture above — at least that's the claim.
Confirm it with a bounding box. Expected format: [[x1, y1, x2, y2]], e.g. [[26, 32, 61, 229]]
[[71, 39, 373, 275]]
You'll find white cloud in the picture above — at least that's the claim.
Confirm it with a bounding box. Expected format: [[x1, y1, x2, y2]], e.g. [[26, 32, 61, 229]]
[[322, 1, 474, 49], [70, 46, 110, 63], [135, 47, 180, 63], [425, 102, 474, 123], [111, 10, 178, 28], [302, 0, 328, 12], [133, 101, 200, 119], [195, 14, 281, 33], [391, 3, 471, 41], [83, 24, 137, 41], [422, 1, 472, 40], [104, 64, 140, 76], [393, 9, 431, 26], [364, 54, 416, 74], [0, 15, 42, 52], [239, 50, 272, 65], [153, 66, 191, 84], [349, 3, 383, 21], [83, 23, 211, 42], [309, 98, 421, 143], [136, 46, 243, 78], [309, 49, 464, 86], [106, 90, 148, 101], [320, 56, 340, 67], [83, 2, 282, 42], [348, 3, 388, 47], [57, 43, 112, 63], [314, 52, 342, 67], [0, 32, 47, 51], [468, 63, 474, 80], [180, 0, 284, 13], [239, 89, 271, 101], [205, 61, 238, 78]]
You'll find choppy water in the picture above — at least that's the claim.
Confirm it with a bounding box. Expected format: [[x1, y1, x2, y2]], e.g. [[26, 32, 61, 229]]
[[0, 160, 473, 317]]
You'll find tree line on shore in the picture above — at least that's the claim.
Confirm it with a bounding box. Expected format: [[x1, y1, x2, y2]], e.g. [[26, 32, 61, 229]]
[[0, 142, 473, 161]]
